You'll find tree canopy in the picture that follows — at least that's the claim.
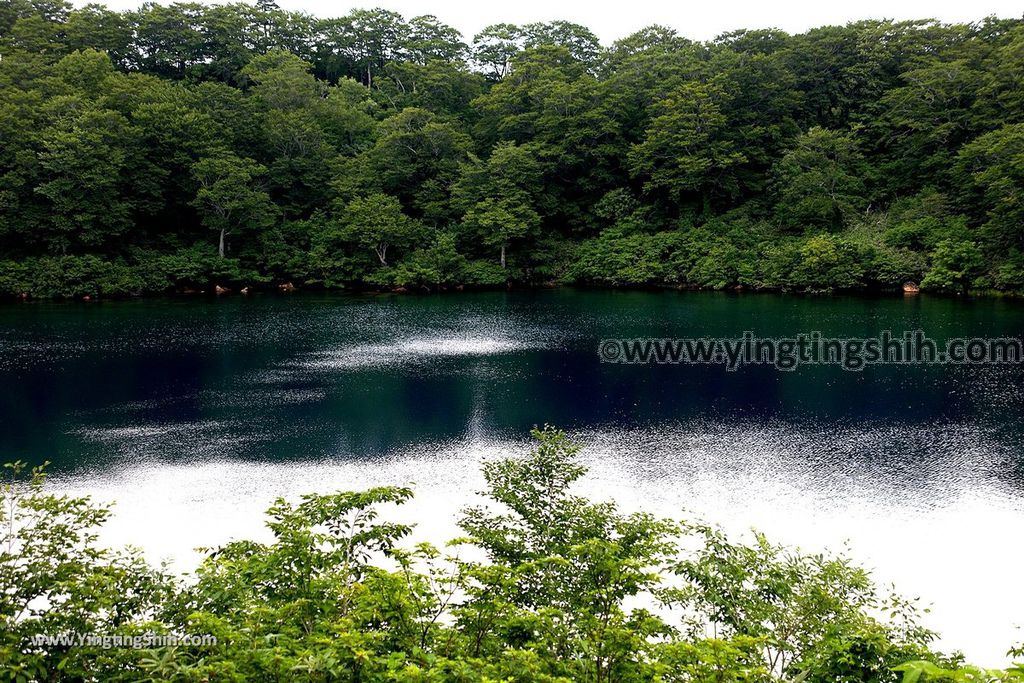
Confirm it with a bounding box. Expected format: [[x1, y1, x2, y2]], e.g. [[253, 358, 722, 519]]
[[1, 3, 1023, 297]]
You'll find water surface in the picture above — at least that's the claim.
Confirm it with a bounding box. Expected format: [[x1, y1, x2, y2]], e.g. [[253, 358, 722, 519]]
[[1, 290, 1022, 662]]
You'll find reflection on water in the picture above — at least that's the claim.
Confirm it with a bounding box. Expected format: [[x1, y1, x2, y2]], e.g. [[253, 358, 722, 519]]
[[292, 335, 536, 371], [1, 290, 1023, 664]]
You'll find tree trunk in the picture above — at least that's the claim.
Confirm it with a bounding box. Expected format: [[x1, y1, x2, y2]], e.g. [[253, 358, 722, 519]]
[[219, 228, 226, 258], [500, 244, 506, 269]]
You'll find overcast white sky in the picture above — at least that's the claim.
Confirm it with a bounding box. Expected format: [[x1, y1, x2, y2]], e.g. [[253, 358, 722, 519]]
[[85, 0, 1024, 43]]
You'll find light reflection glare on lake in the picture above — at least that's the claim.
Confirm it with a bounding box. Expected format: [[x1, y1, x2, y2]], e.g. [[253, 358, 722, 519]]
[[2, 290, 1023, 665]]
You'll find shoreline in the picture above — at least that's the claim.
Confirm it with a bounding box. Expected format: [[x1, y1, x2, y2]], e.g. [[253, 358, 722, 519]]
[[4, 281, 1023, 304]]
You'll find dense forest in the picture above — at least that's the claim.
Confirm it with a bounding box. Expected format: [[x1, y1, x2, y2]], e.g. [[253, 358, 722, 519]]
[[1, 1, 1023, 298], [4, 428, 1024, 681]]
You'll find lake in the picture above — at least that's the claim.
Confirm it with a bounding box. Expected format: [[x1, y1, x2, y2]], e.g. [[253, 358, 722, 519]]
[[1, 289, 1023, 663]]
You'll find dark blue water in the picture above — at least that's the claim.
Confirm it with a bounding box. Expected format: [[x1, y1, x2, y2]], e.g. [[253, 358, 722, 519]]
[[1, 289, 1023, 662], [2, 290, 1023, 473]]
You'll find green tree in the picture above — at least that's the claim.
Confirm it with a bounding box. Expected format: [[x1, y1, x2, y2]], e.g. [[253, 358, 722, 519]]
[[241, 50, 374, 218], [921, 239, 985, 294], [772, 127, 869, 231], [346, 107, 472, 222], [453, 140, 544, 270], [371, 230, 471, 289], [2, 4, 1024, 296], [132, 2, 206, 79], [64, 4, 134, 67], [877, 60, 982, 195], [336, 192, 423, 267], [954, 124, 1024, 254], [462, 197, 539, 269], [628, 81, 745, 215], [895, 660, 1024, 682], [520, 20, 601, 68], [34, 104, 136, 254], [471, 23, 523, 80], [459, 426, 679, 681], [672, 523, 934, 680], [191, 153, 277, 257], [1, 462, 169, 681]]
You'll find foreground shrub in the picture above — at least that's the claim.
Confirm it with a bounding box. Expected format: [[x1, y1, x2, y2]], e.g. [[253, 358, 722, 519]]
[[3, 430, 1019, 681]]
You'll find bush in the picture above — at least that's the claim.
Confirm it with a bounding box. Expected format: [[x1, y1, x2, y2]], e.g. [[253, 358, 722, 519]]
[[460, 258, 511, 286], [0, 260, 29, 296], [366, 232, 471, 288], [759, 234, 872, 292], [0, 255, 145, 298], [3, 429, 995, 682], [568, 230, 685, 286], [921, 240, 985, 294]]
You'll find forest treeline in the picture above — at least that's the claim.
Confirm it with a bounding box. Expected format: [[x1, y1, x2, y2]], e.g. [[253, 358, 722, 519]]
[[1, 1, 1023, 298], [4, 428, 1024, 681]]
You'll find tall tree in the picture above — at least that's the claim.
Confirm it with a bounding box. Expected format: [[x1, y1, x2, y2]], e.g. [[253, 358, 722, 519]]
[[191, 153, 277, 257], [628, 81, 745, 215], [771, 127, 870, 232], [338, 192, 423, 266]]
